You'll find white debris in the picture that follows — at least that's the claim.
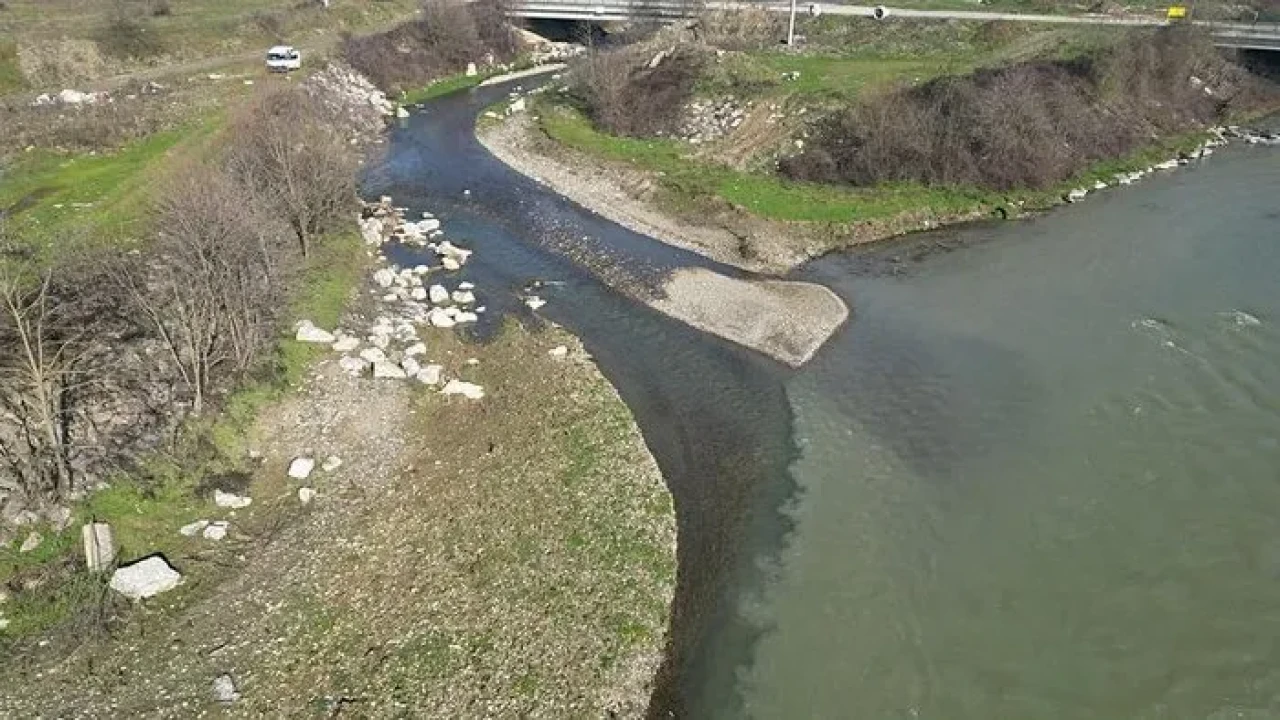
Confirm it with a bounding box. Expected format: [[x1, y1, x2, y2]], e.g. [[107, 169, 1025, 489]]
[[295, 321, 335, 344], [18, 532, 41, 553], [396, 106, 410, 118], [525, 295, 546, 310], [179, 520, 210, 537], [416, 364, 444, 386], [109, 556, 183, 600], [332, 335, 360, 352], [373, 361, 408, 379], [548, 345, 569, 359], [298, 487, 317, 505], [441, 379, 485, 400], [202, 521, 229, 541], [338, 355, 369, 376], [213, 490, 252, 509], [213, 674, 240, 704], [321, 455, 343, 472], [287, 457, 316, 480]]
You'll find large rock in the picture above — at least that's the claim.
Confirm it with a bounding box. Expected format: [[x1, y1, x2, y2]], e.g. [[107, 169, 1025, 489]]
[[338, 355, 369, 376], [109, 555, 182, 600], [214, 490, 252, 509], [465, 62, 478, 77], [427, 308, 456, 328], [373, 361, 408, 379], [179, 520, 209, 537], [332, 335, 360, 352], [295, 321, 336, 344], [213, 674, 240, 704], [18, 531, 41, 553], [359, 347, 388, 364], [441, 379, 485, 400], [451, 289, 476, 305], [416, 364, 444, 386], [404, 342, 427, 357], [373, 268, 396, 288], [428, 284, 450, 304], [287, 457, 316, 480], [202, 521, 229, 541], [401, 356, 422, 377], [82, 522, 116, 573]]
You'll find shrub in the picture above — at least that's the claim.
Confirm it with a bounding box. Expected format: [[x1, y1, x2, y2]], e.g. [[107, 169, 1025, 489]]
[[150, 0, 171, 17], [571, 45, 704, 137], [96, 5, 166, 60], [783, 27, 1274, 191], [342, 0, 519, 94]]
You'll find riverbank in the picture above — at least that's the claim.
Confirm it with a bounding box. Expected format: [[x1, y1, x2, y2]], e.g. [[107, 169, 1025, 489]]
[[2, 49, 677, 714], [479, 113, 849, 367], [489, 19, 1278, 275]]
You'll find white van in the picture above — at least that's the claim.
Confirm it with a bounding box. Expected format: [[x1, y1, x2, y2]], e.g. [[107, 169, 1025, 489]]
[[266, 45, 302, 73]]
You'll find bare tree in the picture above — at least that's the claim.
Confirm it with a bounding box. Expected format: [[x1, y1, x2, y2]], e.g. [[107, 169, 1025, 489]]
[[225, 87, 357, 258], [0, 264, 108, 507], [111, 166, 290, 414]]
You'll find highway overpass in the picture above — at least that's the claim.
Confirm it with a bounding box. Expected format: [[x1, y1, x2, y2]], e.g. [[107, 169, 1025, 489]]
[[506, 1, 1280, 51]]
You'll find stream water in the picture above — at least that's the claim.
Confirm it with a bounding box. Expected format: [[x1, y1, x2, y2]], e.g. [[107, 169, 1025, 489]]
[[370, 84, 1280, 718]]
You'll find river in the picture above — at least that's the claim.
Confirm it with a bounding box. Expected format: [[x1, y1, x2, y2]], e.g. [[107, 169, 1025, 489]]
[[369, 85, 1280, 718]]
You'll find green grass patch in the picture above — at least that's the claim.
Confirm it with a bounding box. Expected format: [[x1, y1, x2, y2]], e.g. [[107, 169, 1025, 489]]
[[539, 103, 998, 224], [752, 53, 971, 99], [0, 116, 224, 265], [0, 40, 26, 96], [401, 72, 483, 104]]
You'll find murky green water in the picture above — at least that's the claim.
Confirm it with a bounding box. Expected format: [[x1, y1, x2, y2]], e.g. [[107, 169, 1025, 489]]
[[716, 145, 1280, 719]]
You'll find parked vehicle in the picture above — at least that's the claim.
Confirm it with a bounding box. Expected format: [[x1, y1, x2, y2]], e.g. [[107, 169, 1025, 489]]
[[266, 45, 302, 73]]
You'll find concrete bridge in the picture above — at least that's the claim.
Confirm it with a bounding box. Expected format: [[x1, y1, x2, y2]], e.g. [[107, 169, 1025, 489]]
[[506, 1, 1280, 51]]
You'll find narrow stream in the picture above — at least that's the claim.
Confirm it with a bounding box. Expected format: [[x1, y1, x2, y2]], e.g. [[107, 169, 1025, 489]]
[[368, 83, 1280, 718]]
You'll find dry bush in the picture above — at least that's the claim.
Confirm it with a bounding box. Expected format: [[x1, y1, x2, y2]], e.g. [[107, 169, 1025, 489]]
[[110, 166, 291, 414], [17, 39, 108, 87], [571, 45, 705, 137], [784, 27, 1275, 191], [251, 9, 287, 40], [0, 89, 179, 154], [0, 258, 130, 511], [694, 9, 783, 51], [342, 0, 518, 93], [96, 3, 166, 60], [225, 86, 358, 258]]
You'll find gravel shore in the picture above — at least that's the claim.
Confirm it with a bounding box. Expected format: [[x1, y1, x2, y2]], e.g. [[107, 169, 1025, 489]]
[[479, 114, 849, 367]]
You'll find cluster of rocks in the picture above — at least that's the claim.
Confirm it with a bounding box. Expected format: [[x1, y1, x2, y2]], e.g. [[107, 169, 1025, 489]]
[[1063, 127, 1240, 204], [1227, 124, 1280, 146], [297, 195, 507, 397], [300, 63, 395, 143], [30, 88, 109, 106], [680, 97, 749, 144]]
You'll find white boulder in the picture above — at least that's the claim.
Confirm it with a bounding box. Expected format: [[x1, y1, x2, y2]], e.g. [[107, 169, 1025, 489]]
[[427, 308, 456, 328], [179, 520, 209, 537], [298, 487, 317, 505], [454, 311, 479, 324], [429, 284, 451, 304], [359, 347, 388, 364], [287, 457, 315, 480], [202, 521, 229, 541], [338, 355, 369, 376], [401, 356, 422, 377], [404, 342, 427, 357], [109, 556, 183, 600], [548, 345, 569, 359], [416, 364, 444, 386], [295, 321, 336, 344], [411, 287, 428, 301], [214, 490, 252, 509], [441, 257, 461, 271], [396, 106, 410, 118], [452, 290, 476, 305], [373, 361, 408, 379], [213, 674, 240, 704], [466, 62, 478, 77], [373, 268, 396, 288], [332, 335, 360, 352]]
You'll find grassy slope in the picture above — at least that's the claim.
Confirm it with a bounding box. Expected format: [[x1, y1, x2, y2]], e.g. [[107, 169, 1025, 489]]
[[538, 20, 1227, 238]]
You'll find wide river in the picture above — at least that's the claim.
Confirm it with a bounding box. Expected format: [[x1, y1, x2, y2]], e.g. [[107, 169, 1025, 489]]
[[371, 85, 1280, 718]]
